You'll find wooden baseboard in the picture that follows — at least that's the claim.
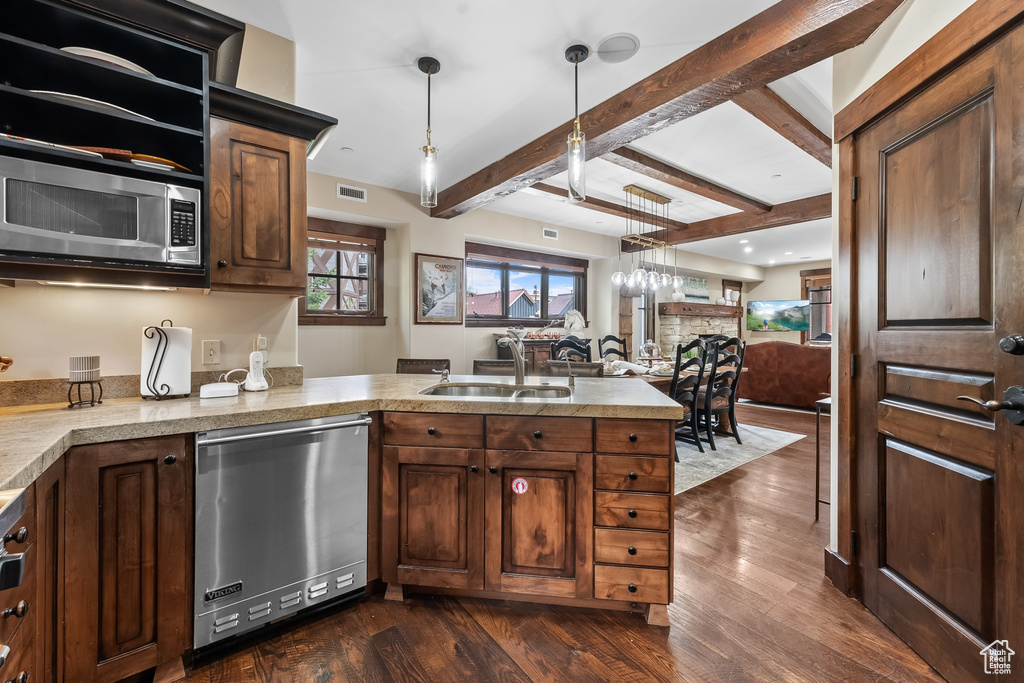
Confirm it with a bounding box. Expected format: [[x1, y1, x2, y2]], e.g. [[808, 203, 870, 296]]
[[824, 547, 854, 596]]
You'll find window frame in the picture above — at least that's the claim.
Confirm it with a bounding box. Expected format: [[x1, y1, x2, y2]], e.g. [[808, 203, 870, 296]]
[[299, 217, 387, 326], [464, 242, 588, 328]]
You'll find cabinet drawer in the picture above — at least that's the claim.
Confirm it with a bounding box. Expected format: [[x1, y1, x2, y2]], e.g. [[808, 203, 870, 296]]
[[384, 413, 484, 448], [0, 543, 33, 649], [0, 612, 33, 682], [595, 455, 671, 493], [486, 416, 592, 452], [595, 419, 672, 456], [594, 528, 669, 567], [594, 492, 671, 530], [594, 565, 669, 604]]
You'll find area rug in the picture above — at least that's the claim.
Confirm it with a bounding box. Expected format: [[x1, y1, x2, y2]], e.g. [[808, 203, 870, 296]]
[[675, 424, 805, 494]]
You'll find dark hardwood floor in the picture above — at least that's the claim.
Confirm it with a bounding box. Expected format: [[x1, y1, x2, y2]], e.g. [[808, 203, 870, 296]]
[[188, 404, 941, 682]]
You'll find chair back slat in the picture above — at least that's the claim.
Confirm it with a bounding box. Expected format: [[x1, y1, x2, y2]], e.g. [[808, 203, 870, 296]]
[[396, 358, 451, 374]]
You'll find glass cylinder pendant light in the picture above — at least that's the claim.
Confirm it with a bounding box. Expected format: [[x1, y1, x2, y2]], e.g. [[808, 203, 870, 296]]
[[418, 57, 441, 208], [565, 45, 589, 202]]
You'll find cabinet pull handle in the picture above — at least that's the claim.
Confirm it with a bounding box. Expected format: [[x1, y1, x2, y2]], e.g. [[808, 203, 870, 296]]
[[533, 430, 542, 439], [489, 466, 498, 474], [627, 583, 637, 593], [164, 454, 177, 465], [217, 260, 227, 268], [0, 643, 9, 668], [2, 528, 27, 545], [11, 671, 28, 683], [628, 433, 637, 442], [628, 471, 638, 480], [427, 427, 436, 436], [470, 465, 478, 473], [627, 509, 637, 518], [2, 601, 28, 619], [627, 546, 637, 555]]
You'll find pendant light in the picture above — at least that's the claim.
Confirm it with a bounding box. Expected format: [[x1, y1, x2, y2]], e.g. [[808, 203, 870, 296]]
[[565, 44, 589, 202], [418, 56, 441, 208]]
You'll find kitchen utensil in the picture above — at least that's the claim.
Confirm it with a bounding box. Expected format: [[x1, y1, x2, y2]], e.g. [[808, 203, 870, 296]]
[[131, 154, 191, 172], [0, 133, 103, 157]]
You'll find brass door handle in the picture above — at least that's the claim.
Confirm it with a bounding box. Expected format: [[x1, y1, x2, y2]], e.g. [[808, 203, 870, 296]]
[[956, 396, 1012, 412]]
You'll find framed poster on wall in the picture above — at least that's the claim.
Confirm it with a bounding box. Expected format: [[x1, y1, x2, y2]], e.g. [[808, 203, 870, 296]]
[[415, 253, 464, 324]]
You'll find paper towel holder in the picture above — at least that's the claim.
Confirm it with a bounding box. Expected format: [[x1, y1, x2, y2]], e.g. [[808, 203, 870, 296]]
[[143, 319, 190, 400]]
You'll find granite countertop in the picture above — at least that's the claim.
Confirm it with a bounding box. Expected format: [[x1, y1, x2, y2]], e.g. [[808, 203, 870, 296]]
[[0, 373, 684, 490]]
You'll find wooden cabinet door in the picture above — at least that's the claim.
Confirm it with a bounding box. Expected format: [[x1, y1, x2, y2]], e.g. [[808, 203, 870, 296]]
[[209, 118, 307, 295], [381, 446, 484, 590], [35, 456, 64, 683], [64, 435, 192, 683], [484, 450, 592, 599]]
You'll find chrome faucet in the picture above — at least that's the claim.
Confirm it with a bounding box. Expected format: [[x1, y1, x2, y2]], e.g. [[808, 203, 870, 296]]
[[565, 357, 575, 388], [497, 327, 527, 385], [432, 368, 451, 383]]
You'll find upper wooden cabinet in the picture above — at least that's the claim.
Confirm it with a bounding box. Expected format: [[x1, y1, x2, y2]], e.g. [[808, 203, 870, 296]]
[[209, 118, 307, 296]]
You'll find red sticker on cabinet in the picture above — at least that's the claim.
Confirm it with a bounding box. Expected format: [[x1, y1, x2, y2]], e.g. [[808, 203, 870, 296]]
[[511, 477, 528, 494]]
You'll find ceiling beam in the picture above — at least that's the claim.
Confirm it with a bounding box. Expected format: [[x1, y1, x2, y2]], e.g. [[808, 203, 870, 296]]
[[602, 148, 772, 213], [733, 86, 832, 166], [431, 0, 902, 219], [524, 183, 690, 233], [623, 193, 831, 249]]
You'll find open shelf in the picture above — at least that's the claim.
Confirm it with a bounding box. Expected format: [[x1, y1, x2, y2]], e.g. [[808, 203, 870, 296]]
[[0, 138, 203, 185]]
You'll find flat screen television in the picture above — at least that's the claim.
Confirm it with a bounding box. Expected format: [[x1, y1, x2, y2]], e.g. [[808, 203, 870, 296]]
[[746, 300, 811, 332]]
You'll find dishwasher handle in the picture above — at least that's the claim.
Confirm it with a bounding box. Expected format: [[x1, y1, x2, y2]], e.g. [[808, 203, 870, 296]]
[[197, 415, 372, 447]]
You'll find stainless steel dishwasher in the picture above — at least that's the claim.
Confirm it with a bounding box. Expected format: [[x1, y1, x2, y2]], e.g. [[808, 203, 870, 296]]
[[194, 413, 370, 649]]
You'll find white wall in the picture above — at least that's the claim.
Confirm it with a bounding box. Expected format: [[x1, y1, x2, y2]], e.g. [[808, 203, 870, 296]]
[[829, 0, 978, 550], [744, 260, 830, 345], [0, 285, 298, 379]]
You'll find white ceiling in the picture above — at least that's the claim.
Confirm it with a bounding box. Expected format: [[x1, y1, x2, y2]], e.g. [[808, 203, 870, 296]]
[[193, 0, 835, 269]]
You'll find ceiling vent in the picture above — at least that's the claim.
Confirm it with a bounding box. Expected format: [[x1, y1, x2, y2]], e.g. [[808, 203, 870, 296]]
[[542, 227, 559, 240], [336, 183, 368, 203]]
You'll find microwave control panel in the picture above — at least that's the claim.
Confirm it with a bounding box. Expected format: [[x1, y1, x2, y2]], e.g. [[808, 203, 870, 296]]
[[170, 199, 197, 247]]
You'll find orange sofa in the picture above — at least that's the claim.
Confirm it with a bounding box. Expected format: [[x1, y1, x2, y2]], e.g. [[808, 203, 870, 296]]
[[737, 341, 830, 408]]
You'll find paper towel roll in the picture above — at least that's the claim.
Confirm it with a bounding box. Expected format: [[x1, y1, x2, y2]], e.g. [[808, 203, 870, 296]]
[[141, 324, 192, 397]]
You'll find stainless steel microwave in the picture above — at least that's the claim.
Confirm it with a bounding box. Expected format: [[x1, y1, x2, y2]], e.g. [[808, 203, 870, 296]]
[[0, 157, 201, 267]]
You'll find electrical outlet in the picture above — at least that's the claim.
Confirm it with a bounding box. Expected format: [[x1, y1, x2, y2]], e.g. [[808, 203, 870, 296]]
[[256, 335, 267, 351], [202, 340, 221, 365]]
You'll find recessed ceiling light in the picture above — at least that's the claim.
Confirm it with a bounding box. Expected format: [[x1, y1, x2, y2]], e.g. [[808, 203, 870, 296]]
[[744, 247, 753, 253], [770, 174, 783, 180], [785, 251, 793, 255], [769, 259, 776, 264], [596, 33, 640, 63], [739, 239, 749, 244], [340, 146, 354, 153]]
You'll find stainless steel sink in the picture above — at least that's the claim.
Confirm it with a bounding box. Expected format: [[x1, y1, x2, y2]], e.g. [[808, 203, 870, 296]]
[[419, 382, 572, 399]]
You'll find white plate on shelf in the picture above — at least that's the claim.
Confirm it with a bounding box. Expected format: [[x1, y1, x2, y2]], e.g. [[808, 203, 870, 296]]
[[29, 90, 154, 121], [130, 158, 174, 170], [59, 47, 154, 77], [0, 133, 103, 157]]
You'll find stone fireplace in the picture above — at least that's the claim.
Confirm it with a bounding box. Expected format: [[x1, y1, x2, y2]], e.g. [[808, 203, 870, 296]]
[[657, 302, 741, 354]]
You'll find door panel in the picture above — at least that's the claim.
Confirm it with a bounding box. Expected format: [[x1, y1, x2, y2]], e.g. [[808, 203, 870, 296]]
[[501, 469, 572, 577], [853, 27, 1023, 682], [400, 465, 468, 569]]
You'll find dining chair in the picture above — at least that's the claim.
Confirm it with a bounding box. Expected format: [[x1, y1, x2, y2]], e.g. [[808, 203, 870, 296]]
[[395, 358, 451, 374], [550, 337, 591, 362], [668, 338, 707, 458], [697, 338, 745, 450], [472, 359, 516, 376], [541, 360, 604, 377], [598, 334, 628, 361]]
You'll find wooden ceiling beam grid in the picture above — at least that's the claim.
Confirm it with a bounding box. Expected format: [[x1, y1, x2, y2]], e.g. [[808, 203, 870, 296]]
[[733, 86, 833, 166], [431, 0, 903, 219], [524, 183, 690, 233], [622, 192, 831, 249], [602, 148, 772, 213]]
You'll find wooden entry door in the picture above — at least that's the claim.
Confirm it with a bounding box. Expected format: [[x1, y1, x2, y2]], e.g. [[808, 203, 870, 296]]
[[852, 25, 1024, 682]]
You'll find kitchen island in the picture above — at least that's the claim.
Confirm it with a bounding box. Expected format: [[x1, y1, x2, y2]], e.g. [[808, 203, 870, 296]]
[[0, 374, 684, 682]]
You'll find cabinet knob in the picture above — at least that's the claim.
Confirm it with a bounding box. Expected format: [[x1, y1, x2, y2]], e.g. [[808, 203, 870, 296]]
[[489, 466, 498, 474], [217, 260, 227, 268], [164, 454, 177, 465], [427, 427, 436, 436], [0, 643, 8, 668], [470, 465, 478, 473], [628, 471, 638, 480], [533, 430, 542, 439], [2, 528, 27, 545], [11, 672, 28, 683], [627, 546, 637, 555], [628, 433, 638, 442], [627, 583, 637, 593], [627, 509, 637, 518], [2, 601, 28, 619]]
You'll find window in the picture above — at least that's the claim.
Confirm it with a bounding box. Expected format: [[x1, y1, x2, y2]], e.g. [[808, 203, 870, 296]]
[[801, 268, 831, 344], [464, 242, 587, 326], [299, 218, 386, 326]]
